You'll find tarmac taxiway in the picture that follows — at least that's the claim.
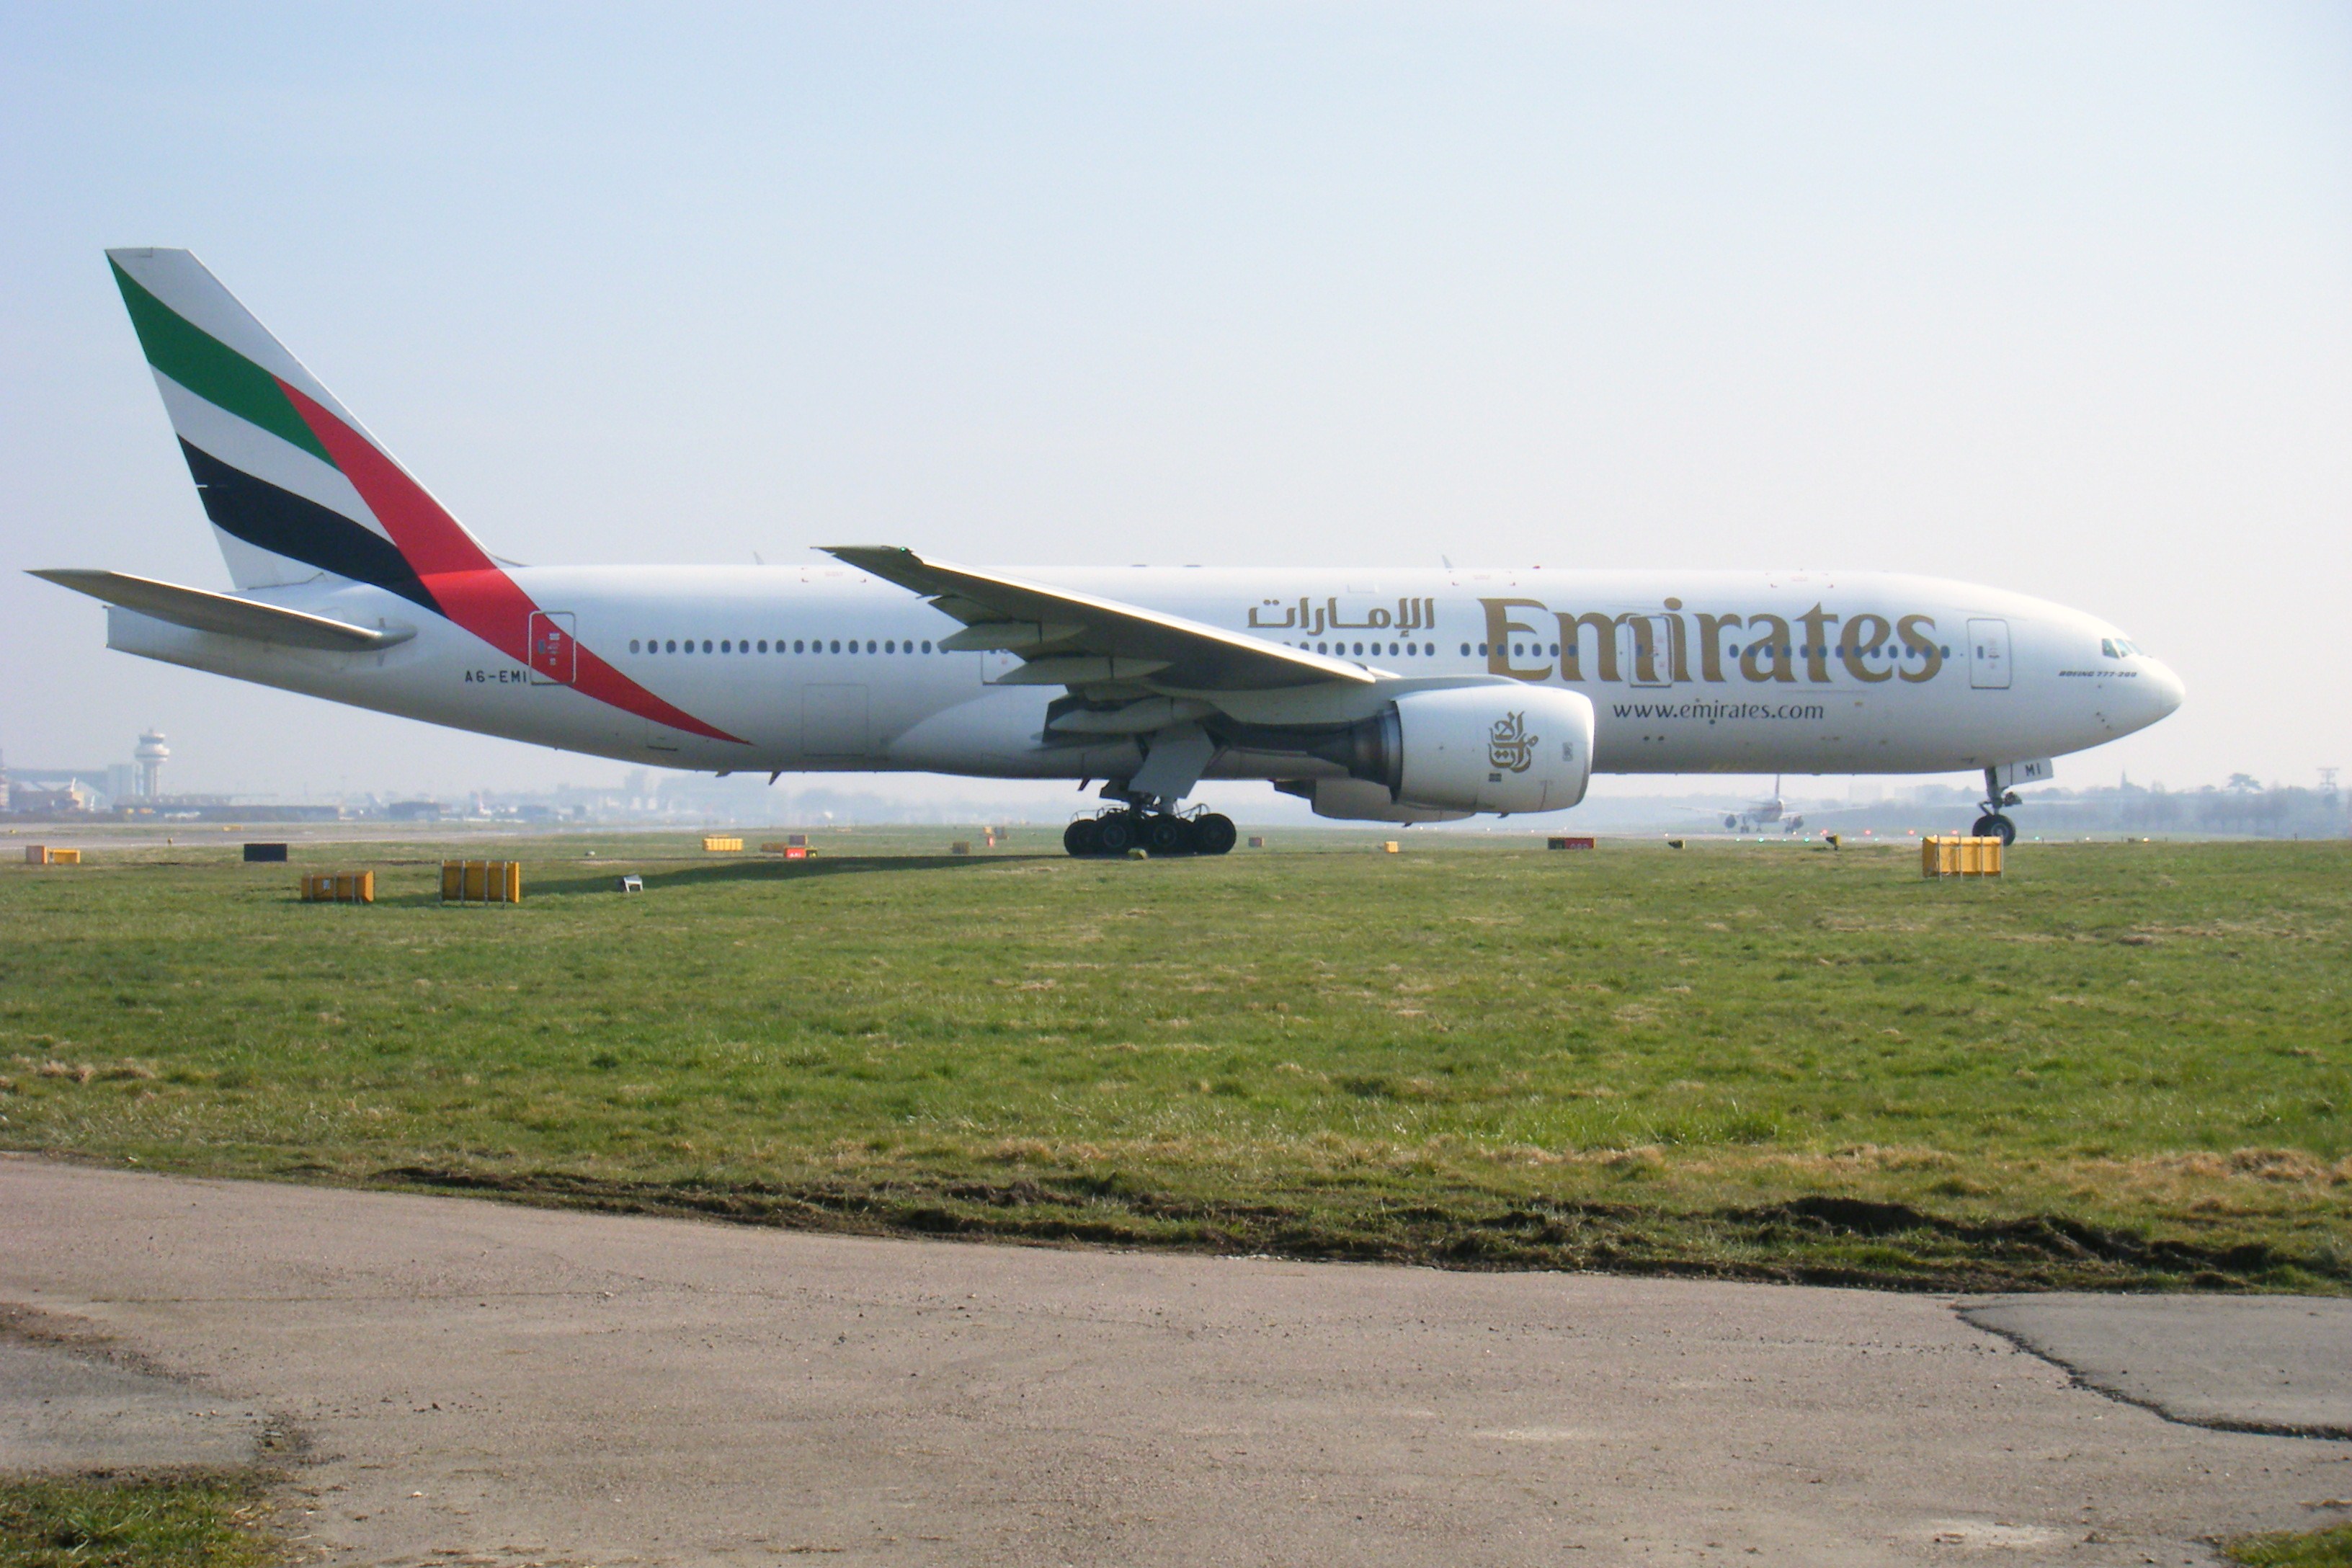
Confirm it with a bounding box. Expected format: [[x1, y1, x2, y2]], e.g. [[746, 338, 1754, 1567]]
[[2, 1156, 2346, 1566]]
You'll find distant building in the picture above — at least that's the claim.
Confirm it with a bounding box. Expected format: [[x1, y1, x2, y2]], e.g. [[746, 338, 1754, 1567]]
[[12, 780, 94, 814]]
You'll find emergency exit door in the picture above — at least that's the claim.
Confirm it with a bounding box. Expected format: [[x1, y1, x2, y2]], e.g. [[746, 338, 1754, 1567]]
[[527, 612, 577, 685], [1967, 618, 2010, 690]]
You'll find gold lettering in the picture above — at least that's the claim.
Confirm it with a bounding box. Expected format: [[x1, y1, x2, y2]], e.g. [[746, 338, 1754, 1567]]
[[1246, 600, 1298, 629], [1741, 613, 1796, 683], [1695, 613, 1740, 683], [1798, 603, 1838, 684], [1841, 612, 1894, 684], [1480, 598, 1553, 681], [1554, 610, 1621, 682], [1897, 614, 1942, 684]]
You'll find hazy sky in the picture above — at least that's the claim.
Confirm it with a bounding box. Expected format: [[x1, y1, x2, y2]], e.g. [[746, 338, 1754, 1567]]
[[4, 2, 2346, 801]]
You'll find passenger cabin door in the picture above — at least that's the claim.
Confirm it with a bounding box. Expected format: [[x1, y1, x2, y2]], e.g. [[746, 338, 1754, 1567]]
[[527, 612, 576, 685], [1967, 618, 2011, 690], [1616, 615, 1674, 687]]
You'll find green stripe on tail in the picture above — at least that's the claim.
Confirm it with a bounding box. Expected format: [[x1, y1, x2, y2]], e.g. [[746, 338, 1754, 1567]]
[[110, 259, 335, 466]]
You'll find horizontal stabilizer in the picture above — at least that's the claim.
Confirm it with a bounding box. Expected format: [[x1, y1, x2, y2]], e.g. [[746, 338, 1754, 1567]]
[[30, 569, 415, 651]]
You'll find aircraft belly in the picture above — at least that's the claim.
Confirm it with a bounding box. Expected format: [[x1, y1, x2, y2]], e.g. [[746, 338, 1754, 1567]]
[[886, 688, 1139, 780]]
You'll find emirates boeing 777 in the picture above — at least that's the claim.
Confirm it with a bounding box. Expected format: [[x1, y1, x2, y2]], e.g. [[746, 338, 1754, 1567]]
[[37, 250, 2183, 855]]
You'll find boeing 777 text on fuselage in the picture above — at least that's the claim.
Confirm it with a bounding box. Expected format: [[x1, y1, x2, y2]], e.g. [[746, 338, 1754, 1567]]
[[38, 250, 2184, 855]]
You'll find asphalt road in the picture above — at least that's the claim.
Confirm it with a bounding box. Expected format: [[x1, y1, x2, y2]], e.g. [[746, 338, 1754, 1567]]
[[3, 1157, 2347, 1567]]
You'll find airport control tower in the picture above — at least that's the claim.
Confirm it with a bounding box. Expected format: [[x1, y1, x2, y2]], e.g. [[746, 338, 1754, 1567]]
[[135, 729, 169, 798]]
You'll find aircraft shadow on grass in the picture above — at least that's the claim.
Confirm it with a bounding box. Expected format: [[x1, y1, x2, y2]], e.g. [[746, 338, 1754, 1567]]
[[525, 854, 1056, 899]]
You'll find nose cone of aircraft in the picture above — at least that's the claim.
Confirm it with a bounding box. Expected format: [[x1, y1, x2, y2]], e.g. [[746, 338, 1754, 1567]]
[[2146, 658, 2186, 719]]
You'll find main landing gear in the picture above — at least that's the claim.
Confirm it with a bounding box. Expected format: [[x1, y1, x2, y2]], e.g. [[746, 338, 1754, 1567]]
[[1063, 807, 1237, 858], [1972, 766, 2020, 847]]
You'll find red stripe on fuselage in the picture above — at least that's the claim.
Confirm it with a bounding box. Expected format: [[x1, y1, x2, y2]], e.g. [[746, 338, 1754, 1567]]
[[278, 381, 744, 744]]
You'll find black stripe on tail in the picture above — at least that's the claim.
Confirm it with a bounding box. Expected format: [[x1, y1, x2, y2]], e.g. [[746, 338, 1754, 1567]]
[[179, 439, 438, 612]]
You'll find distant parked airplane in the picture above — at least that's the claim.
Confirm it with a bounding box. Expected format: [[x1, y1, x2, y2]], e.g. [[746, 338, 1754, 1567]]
[[1679, 776, 1804, 836], [38, 250, 2183, 853]]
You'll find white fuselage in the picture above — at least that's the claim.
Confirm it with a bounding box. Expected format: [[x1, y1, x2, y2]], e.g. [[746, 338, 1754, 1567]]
[[107, 564, 2183, 793]]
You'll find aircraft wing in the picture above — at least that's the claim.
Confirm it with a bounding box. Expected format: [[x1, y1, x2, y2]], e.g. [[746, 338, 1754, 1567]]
[[31, 569, 416, 652], [821, 546, 1373, 694]]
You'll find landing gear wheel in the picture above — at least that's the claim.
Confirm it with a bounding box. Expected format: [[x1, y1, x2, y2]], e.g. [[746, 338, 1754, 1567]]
[[1142, 814, 1190, 855], [1095, 813, 1138, 855], [1189, 813, 1237, 856], [1971, 813, 2016, 847], [1064, 817, 1104, 858]]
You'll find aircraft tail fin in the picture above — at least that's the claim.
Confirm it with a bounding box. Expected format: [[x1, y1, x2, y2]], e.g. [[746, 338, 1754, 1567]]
[[105, 248, 495, 607]]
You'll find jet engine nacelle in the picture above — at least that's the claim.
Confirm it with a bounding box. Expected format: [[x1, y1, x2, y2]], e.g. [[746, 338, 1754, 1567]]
[[1282, 777, 1474, 824], [1382, 685, 1594, 814]]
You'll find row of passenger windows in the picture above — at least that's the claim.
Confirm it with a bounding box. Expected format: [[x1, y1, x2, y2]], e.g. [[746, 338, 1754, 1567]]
[[625, 633, 1961, 662], [1285, 641, 1436, 658], [1469, 641, 1954, 659], [630, 637, 937, 656], [1284, 638, 1955, 662]]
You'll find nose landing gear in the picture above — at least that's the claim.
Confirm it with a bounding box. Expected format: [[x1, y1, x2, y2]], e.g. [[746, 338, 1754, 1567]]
[[1972, 766, 2020, 846]]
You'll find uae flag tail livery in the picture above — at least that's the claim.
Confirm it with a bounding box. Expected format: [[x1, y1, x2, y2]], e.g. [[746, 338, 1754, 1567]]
[[102, 249, 736, 742]]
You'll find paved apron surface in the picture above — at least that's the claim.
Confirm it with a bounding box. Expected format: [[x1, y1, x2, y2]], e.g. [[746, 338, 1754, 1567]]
[[1963, 1296, 2352, 1439], [3, 1157, 2347, 1567]]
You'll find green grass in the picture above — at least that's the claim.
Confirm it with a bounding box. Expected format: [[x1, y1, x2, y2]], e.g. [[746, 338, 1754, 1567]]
[[0, 1476, 277, 1568], [3, 829, 2348, 1290], [2224, 1523, 2352, 1567]]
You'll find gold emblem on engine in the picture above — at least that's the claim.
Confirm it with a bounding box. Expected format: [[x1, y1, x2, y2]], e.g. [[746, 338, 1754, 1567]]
[[1487, 710, 1537, 773]]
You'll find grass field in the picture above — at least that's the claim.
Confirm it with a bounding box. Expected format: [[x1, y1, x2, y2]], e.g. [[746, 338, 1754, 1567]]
[[0, 1475, 277, 1568], [2224, 1523, 2352, 1567], [2, 828, 2346, 1291]]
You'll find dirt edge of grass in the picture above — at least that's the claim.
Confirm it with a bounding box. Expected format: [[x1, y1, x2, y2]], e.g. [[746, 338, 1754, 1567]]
[[368, 1162, 2352, 1295]]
